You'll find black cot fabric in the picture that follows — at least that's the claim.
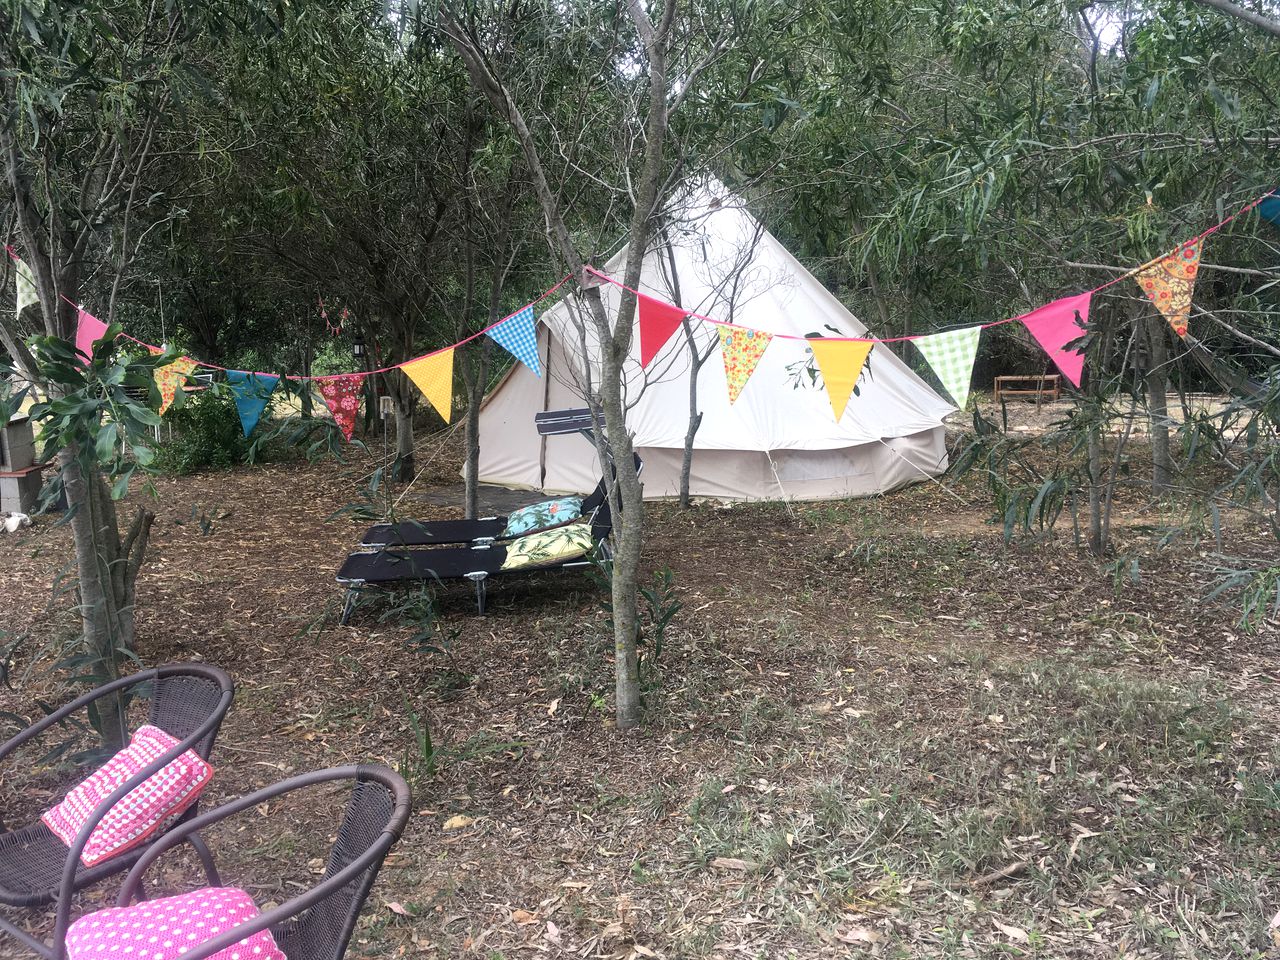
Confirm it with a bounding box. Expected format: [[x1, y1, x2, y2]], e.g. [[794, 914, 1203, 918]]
[[337, 546, 509, 584], [357, 453, 641, 549], [360, 517, 507, 548]]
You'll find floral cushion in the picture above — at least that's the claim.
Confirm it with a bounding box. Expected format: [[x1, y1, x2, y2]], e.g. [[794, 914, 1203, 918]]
[[42, 724, 213, 867], [66, 887, 286, 960], [500, 522, 596, 571], [501, 496, 583, 539]]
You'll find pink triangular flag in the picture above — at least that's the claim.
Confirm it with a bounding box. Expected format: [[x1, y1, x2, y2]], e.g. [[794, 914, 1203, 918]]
[[1018, 291, 1090, 388], [317, 373, 368, 441], [637, 293, 687, 369], [74, 309, 109, 364]]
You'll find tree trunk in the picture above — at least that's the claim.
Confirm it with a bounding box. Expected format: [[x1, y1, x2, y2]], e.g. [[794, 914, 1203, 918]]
[[1087, 424, 1105, 556], [1143, 314, 1174, 494], [387, 371, 416, 482], [597, 369, 644, 728], [59, 450, 153, 748], [460, 343, 489, 520]]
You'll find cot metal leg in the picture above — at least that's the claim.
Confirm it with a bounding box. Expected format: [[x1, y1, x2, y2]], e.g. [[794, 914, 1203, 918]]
[[465, 573, 488, 615], [340, 586, 359, 625]]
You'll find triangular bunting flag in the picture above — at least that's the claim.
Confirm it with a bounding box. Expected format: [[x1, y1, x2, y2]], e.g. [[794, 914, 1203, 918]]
[[1134, 239, 1202, 338], [487, 305, 542, 377], [913, 325, 982, 410], [74, 308, 109, 364], [226, 371, 279, 437], [15, 258, 37, 316], [401, 348, 454, 423], [317, 373, 368, 441], [146, 347, 198, 415], [717, 326, 772, 404], [1258, 191, 1280, 230], [809, 338, 873, 421], [637, 293, 687, 369], [1018, 291, 1090, 388]]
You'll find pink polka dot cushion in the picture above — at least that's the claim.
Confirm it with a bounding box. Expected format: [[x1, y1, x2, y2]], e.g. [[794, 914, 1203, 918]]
[[65, 887, 286, 960], [42, 724, 214, 866]]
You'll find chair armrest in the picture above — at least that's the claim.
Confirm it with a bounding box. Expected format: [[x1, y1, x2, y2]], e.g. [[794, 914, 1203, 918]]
[[112, 766, 411, 960]]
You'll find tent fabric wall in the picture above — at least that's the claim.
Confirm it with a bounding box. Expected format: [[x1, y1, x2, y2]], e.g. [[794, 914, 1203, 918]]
[[477, 184, 956, 502]]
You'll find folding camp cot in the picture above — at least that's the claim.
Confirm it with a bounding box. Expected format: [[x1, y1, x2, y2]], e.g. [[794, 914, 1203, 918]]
[[335, 505, 614, 621], [338, 408, 638, 621], [359, 452, 642, 549]]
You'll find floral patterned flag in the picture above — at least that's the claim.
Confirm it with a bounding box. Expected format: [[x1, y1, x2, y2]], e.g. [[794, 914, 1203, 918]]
[[14, 257, 38, 315], [1135, 239, 1202, 338], [912, 325, 982, 410], [809, 338, 873, 422], [1018, 291, 1090, 388], [637, 293, 687, 369], [226, 371, 279, 437], [146, 347, 198, 415], [317, 373, 368, 441], [401, 348, 454, 423], [74, 308, 109, 364], [717, 326, 772, 404]]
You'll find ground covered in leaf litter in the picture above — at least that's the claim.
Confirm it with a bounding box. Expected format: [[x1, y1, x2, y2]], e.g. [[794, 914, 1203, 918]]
[[1, 433, 1278, 960]]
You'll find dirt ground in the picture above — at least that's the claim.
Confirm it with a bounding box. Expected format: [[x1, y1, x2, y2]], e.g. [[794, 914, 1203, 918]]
[[0, 431, 1278, 959]]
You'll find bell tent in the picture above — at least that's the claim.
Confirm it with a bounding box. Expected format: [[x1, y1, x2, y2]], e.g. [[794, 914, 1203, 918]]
[[477, 188, 956, 501]]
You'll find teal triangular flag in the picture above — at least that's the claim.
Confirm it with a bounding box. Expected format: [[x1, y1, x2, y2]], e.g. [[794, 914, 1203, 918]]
[[913, 326, 982, 410], [486, 304, 541, 376], [227, 371, 279, 437]]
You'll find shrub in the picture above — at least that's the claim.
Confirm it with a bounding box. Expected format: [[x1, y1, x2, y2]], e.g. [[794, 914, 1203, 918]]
[[153, 390, 248, 475]]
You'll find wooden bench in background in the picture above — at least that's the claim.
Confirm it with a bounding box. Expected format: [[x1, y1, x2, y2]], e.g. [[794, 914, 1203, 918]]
[[994, 374, 1061, 406]]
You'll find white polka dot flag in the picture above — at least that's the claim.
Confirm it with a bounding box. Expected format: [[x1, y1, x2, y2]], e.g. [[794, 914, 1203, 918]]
[[911, 325, 982, 410], [486, 304, 541, 376], [14, 256, 37, 315]]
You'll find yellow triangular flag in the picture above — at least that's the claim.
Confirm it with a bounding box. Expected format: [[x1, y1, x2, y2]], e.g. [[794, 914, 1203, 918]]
[[809, 338, 873, 421], [401, 348, 455, 423]]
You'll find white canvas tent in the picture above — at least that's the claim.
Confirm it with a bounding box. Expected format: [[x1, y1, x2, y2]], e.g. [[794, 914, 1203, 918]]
[[478, 187, 956, 501]]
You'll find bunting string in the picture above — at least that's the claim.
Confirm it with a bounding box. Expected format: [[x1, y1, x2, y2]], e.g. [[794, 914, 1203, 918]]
[[4, 187, 1275, 431]]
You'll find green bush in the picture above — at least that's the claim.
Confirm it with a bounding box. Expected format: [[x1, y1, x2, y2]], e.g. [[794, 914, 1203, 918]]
[[153, 390, 249, 475]]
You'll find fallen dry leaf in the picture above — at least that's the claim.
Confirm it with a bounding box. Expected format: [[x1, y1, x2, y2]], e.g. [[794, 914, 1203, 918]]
[[512, 908, 539, 925], [711, 857, 762, 873], [992, 918, 1029, 943], [384, 902, 412, 917], [442, 815, 475, 831], [836, 925, 882, 946]]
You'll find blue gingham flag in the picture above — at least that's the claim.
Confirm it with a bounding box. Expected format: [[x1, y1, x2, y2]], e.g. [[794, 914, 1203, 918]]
[[912, 325, 982, 410], [487, 304, 542, 377]]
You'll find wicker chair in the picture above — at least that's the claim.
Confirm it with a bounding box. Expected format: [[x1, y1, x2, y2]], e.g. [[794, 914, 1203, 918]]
[[110, 765, 412, 960], [0, 663, 235, 960]]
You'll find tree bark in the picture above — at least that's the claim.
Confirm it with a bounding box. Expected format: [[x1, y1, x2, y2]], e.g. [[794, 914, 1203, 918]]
[[1087, 424, 1105, 556], [1143, 313, 1174, 494], [1191, 0, 1280, 38], [459, 342, 489, 519]]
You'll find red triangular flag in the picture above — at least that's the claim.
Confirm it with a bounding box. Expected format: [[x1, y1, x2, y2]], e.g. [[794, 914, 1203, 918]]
[[317, 373, 368, 441], [637, 293, 687, 369]]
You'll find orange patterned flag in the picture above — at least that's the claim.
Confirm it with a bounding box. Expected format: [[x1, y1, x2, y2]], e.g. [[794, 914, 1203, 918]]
[[1135, 238, 1202, 338], [717, 326, 771, 404], [147, 347, 198, 415]]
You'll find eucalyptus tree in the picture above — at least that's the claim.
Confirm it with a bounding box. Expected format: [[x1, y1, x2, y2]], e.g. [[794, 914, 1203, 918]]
[[0, 1, 267, 737], [439, 0, 791, 727]]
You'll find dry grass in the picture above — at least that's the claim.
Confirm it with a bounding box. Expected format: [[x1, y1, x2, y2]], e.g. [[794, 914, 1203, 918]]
[[0, 440, 1277, 959]]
